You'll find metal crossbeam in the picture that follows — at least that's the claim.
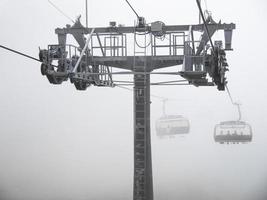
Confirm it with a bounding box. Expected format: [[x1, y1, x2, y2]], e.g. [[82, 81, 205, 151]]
[[55, 23, 235, 35], [89, 55, 184, 70]]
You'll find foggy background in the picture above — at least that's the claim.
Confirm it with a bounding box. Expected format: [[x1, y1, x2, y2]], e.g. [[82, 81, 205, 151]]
[[0, 0, 267, 200]]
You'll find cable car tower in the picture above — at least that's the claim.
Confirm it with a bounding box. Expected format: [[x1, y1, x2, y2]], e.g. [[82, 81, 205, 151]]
[[0, 0, 235, 199], [40, 0, 235, 199]]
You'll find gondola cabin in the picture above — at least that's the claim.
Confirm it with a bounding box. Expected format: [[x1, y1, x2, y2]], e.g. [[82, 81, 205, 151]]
[[155, 115, 190, 137], [214, 121, 252, 144]]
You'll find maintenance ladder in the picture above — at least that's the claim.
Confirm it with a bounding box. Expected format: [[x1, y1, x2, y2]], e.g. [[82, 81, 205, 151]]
[[133, 32, 153, 200]]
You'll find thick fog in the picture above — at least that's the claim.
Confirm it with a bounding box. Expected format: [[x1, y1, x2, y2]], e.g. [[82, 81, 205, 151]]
[[0, 0, 267, 200]]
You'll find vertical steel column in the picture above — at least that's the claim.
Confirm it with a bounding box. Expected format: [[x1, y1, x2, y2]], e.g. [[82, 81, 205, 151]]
[[85, 0, 88, 28], [133, 67, 153, 200]]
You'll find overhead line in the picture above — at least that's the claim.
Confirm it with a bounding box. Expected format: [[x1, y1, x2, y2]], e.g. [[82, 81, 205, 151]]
[[0, 45, 58, 69], [85, 0, 88, 28], [226, 84, 235, 105], [125, 0, 140, 18], [0, 45, 41, 63], [196, 0, 215, 52], [204, 0, 209, 11], [115, 84, 189, 101], [48, 0, 75, 23], [151, 83, 190, 86]]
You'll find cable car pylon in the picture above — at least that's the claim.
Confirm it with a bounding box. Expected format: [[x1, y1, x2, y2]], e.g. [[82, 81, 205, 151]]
[[0, 0, 236, 199]]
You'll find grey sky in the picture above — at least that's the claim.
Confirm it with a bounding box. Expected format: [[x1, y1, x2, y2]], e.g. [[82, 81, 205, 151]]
[[0, 0, 267, 200]]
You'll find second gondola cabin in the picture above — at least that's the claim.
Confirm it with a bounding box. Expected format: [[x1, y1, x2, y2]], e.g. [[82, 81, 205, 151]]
[[156, 115, 190, 137]]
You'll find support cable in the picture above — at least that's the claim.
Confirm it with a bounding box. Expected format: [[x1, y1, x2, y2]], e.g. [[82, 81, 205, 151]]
[[226, 84, 235, 105], [116, 85, 188, 101], [196, 0, 215, 52], [226, 84, 242, 121], [151, 83, 190, 86], [85, 0, 88, 28], [80, 71, 183, 75], [0, 45, 57, 68], [125, 0, 140, 18], [151, 80, 188, 85], [117, 85, 165, 100], [204, 0, 209, 12], [0, 45, 41, 63], [48, 0, 75, 23]]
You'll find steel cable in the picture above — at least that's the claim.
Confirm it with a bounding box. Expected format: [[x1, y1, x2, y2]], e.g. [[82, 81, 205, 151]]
[[0, 45, 41, 63], [48, 0, 75, 23]]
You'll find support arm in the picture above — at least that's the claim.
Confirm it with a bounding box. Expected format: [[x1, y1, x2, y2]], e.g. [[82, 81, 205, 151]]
[[72, 28, 95, 73], [55, 23, 235, 35]]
